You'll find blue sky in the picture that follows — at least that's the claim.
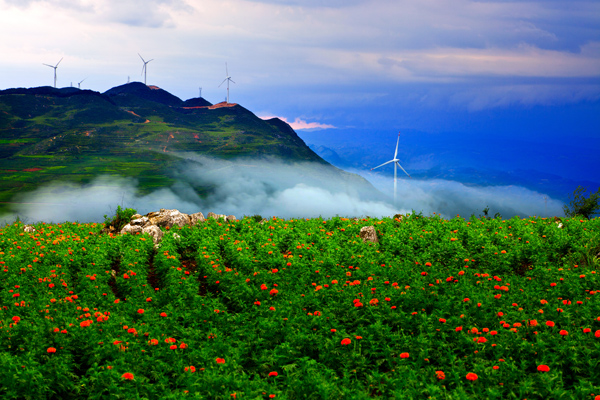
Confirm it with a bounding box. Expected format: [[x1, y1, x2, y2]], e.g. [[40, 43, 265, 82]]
[[1, 0, 599, 219]]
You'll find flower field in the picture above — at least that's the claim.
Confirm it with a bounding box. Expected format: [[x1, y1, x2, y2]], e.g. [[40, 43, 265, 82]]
[[1, 214, 599, 399]]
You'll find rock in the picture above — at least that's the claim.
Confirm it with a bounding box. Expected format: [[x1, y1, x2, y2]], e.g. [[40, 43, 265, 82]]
[[143, 225, 164, 244], [148, 208, 190, 228], [207, 212, 227, 221], [130, 216, 149, 226], [360, 226, 378, 244], [190, 212, 205, 225], [120, 224, 143, 235], [105, 208, 233, 244]]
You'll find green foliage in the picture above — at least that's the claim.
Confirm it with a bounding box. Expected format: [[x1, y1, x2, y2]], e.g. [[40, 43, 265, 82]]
[[103, 205, 137, 231], [1, 215, 600, 399], [563, 185, 600, 219]]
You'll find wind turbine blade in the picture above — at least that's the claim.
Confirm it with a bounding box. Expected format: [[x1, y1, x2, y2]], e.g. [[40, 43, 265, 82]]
[[395, 162, 411, 178], [147, 59, 154, 63], [225, 62, 228, 76], [218, 79, 227, 87], [393, 133, 400, 159], [229, 79, 236, 84], [141, 65, 145, 75], [370, 159, 394, 170], [138, 53, 145, 62], [55, 57, 63, 67], [43, 64, 54, 68]]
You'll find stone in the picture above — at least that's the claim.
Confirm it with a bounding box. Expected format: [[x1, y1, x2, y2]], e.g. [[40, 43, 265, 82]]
[[143, 225, 164, 244], [147, 208, 190, 228], [130, 216, 149, 226], [207, 212, 227, 221], [120, 224, 143, 235], [190, 212, 205, 225], [360, 226, 378, 244]]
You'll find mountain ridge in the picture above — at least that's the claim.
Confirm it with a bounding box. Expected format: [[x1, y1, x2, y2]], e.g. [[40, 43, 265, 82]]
[[0, 83, 381, 217]]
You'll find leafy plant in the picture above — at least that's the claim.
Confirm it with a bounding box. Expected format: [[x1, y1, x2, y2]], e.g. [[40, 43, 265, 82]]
[[563, 185, 600, 219], [103, 205, 137, 232]]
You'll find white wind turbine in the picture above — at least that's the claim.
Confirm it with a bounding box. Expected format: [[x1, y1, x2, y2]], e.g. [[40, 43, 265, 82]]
[[370, 132, 411, 205], [138, 53, 153, 85], [77, 77, 88, 89], [218, 63, 235, 103], [43, 58, 63, 88]]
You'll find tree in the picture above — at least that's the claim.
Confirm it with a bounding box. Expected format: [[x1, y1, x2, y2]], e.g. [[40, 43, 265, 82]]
[[563, 186, 600, 219]]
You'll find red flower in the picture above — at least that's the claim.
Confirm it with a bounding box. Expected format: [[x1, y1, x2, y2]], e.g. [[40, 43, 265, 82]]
[[47, 347, 56, 353], [216, 358, 226, 364], [466, 372, 478, 381], [435, 371, 445, 380], [546, 321, 555, 327], [439, 318, 446, 323], [269, 289, 278, 296], [559, 330, 568, 336], [122, 372, 134, 380], [400, 352, 409, 358], [12, 316, 20, 323], [455, 326, 463, 332], [268, 371, 278, 377], [341, 338, 351, 346], [170, 344, 177, 350], [537, 365, 550, 372], [137, 309, 144, 314]]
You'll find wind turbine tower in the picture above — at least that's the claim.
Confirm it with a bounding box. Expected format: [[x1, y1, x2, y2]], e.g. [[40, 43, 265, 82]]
[[138, 54, 153, 85], [370, 132, 411, 205], [218, 63, 235, 103], [43, 58, 63, 88], [78, 78, 88, 89]]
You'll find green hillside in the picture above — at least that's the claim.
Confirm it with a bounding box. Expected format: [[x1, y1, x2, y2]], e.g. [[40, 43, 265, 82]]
[[0, 83, 362, 216]]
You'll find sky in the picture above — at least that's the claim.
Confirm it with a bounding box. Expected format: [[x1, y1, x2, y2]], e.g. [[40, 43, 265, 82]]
[[1, 0, 599, 220]]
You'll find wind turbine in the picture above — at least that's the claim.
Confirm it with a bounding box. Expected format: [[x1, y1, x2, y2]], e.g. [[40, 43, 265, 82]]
[[138, 53, 153, 85], [43, 58, 63, 88], [77, 77, 88, 89], [218, 63, 235, 103], [370, 132, 411, 205]]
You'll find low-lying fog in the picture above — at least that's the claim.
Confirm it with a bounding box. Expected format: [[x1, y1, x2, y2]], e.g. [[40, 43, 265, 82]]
[[1, 155, 564, 224]]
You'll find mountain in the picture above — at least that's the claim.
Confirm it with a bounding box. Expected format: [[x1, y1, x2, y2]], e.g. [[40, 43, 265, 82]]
[[300, 128, 600, 204], [0, 83, 378, 216]]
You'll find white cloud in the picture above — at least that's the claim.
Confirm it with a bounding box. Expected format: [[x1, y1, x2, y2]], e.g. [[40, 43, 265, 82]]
[[260, 115, 335, 130], [1, 155, 566, 224]]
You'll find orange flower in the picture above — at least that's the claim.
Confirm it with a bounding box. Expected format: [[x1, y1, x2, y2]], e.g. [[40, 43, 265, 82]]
[[341, 338, 351, 346], [435, 371, 445, 380], [47, 347, 56, 353], [122, 372, 134, 380], [466, 372, 478, 381]]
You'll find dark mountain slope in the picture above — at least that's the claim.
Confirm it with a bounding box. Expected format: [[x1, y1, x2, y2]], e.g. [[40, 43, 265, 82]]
[[0, 84, 379, 215]]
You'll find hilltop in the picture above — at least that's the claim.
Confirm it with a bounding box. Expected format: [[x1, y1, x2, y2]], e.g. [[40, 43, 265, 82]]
[[0, 83, 379, 217]]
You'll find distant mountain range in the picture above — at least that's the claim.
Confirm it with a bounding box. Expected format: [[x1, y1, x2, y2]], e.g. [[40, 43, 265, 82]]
[[0, 83, 378, 216], [302, 130, 600, 205]]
